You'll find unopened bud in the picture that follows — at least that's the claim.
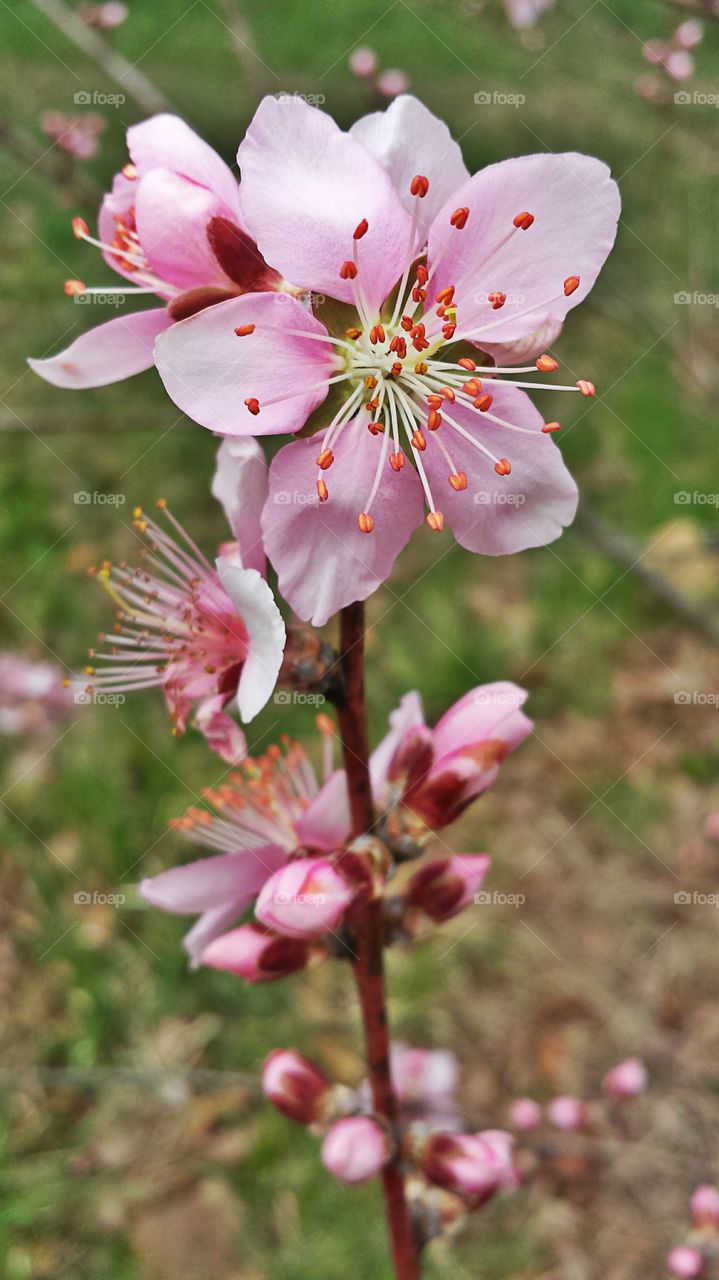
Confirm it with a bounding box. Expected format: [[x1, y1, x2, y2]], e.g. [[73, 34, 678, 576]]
[[321, 1116, 392, 1185], [262, 1049, 330, 1123]]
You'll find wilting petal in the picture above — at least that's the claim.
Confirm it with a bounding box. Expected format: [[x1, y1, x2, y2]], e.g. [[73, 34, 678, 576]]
[[212, 437, 269, 574], [154, 292, 334, 436], [238, 95, 411, 310], [139, 844, 286, 914], [295, 769, 351, 851], [262, 424, 424, 627], [428, 152, 620, 343], [370, 690, 425, 794], [127, 113, 241, 215], [194, 694, 247, 764], [28, 306, 171, 388], [420, 385, 578, 555], [134, 168, 240, 291], [350, 95, 469, 238], [216, 558, 285, 722]]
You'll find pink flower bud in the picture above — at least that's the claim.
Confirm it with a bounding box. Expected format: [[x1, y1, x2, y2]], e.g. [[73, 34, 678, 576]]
[[377, 68, 409, 98], [262, 1049, 330, 1124], [546, 1095, 586, 1132], [667, 1246, 704, 1278], [509, 1098, 542, 1131], [691, 1184, 719, 1228], [255, 858, 355, 938], [349, 46, 378, 77], [201, 923, 311, 981], [603, 1057, 647, 1100], [674, 20, 703, 50], [420, 1129, 515, 1208], [321, 1116, 391, 1185], [405, 855, 491, 923]]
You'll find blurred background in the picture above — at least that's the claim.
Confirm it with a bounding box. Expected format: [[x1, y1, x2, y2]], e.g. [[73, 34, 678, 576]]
[[1, 1, 719, 1277]]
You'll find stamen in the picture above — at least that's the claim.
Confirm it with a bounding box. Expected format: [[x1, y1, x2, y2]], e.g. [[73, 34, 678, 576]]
[[536, 354, 559, 372], [494, 459, 511, 475], [316, 479, 329, 502], [234, 324, 256, 337], [354, 219, 369, 240], [64, 279, 86, 296], [542, 421, 561, 433], [426, 512, 444, 531], [450, 207, 469, 229], [357, 512, 374, 534], [487, 291, 506, 310], [244, 397, 260, 415], [410, 175, 429, 198], [564, 275, 580, 296], [513, 211, 534, 230], [576, 379, 595, 396]]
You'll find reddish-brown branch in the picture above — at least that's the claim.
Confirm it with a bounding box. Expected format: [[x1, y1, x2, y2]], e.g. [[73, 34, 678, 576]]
[[336, 602, 420, 1280]]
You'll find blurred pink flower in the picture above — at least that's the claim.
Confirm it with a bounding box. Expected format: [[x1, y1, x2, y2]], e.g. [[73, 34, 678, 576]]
[[504, 0, 555, 31], [79, 444, 284, 758], [349, 46, 378, 78], [690, 1184, 719, 1229], [321, 1116, 391, 1184], [154, 94, 619, 624], [603, 1057, 647, 1099], [262, 1049, 331, 1123], [0, 654, 73, 735], [30, 113, 281, 390], [420, 1129, 516, 1207], [377, 68, 410, 98], [41, 110, 105, 160], [667, 1246, 704, 1278], [509, 1097, 542, 1131], [405, 855, 491, 921], [201, 923, 314, 982], [390, 1042, 459, 1121], [79, 2, 129, 28], [546, 1095, 586, 1131], [674, 20, 703, 50]]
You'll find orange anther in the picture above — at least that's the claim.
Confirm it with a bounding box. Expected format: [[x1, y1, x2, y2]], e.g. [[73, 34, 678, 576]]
[[353, 218, 369, 239], [435, 286, 455, 305], [368, 421, 384, 435], [121, 163, 137, 179], [244, 397, 260, 415], [64, 278, 86, 296], [449, 471, 468, 491], [427, 394, 443, 410], [412, 286, 426, 303], [414, 361, 428, 375], [234, 324, 255, 336], [564, 275, 580, 296], [450, 207, 469, 229], [474, 393, 493, 412], [316, 479, 329, 502], [487, 291, 506, 310], [389, 452, 405, 471], [346, 327, 362, 340], [542, 421, 561, 433], [339, 260, 358, 280], [442, 323, 456, 340], [513, 211, 534, 230], [494, 458, 511, 476], [427, 409, 442, 431], [411, 429, 427, 452], [400, 315, 413, 331], [365, 375, 378, 389], [536, 354, 559, 372], [390, 361, 403, 376], [72, 216, 89, 238], [457, 357, 476, 371], [576, 379, 595, 396], [358, 512, 375, 533], [316, 448, 334, 470], [370, 324, 386, 344], [410, 175, 430, 197], [416, 265, 429, 285], [439, 387, 455, 402], [426, 511, 445, 531], [462, 379, 481, 397]]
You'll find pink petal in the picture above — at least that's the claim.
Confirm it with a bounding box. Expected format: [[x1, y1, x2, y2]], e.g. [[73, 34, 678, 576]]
[[350, 95, 469, 238], [431, 682, 532, 761], [294, 769, 351, 851], [237, 95, 411, 310], [215, 558, 285, 722], [212, 437, 268, 575], [262, 424, 425, 627], [127, 113, 241, 215], [183, 901, 247, 969], [139, 844, 286, 914], [28, 306, 171, 389], [370, 690, 425, 793], [193, 694, 247, 764], [420, 385, 578, 555], [134, 168, 239, 291], [428, 152, 620, 343], [154, 291, 334, 436]]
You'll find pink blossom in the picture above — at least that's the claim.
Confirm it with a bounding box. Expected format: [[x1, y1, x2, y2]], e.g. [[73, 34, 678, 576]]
[[376, 683, 532, 828], [202, 923, 313, 982], [667, 1246, 704, 1278], [0, 654, 73, 735], [41, 111, 105, 161], [255, 857, 357, 939], [262, 1049, 330, 1123], [321, 1116, 391, 1184], [674, 20, 703, 50], [420, 1129, 516, 1207], [665, 50, 694, 81], [509, 1097, 542, 1131], [377, 68, 410, 98], [603, 1057, 647, 1100], [390, 1042, 459, 1117], [504, 0, 555, 30], [546, 1095, 586, 1131], [140, 730, 351, 965], [79, 1, 129, 27], [154, 95, 619, 625], [76, 452, 284, 756], [690, 1184, 719, 1229], [349, 47, 378, 78], [405, 854, 491, 921], [703, 812, 719, 842], [30, 113, 282, 390]]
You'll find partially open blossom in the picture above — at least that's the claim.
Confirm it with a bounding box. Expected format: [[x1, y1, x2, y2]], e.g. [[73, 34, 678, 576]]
[[0, 654, 74, 735], [691, 1185, 719, 1229], [420, 1129, 515, 1207], [509, 1097, 542, 1131], [255, 857, 357, 939], [603, 1057, 647, 1100], [667, 1246, 704, 1278], [404, 854, 491, 922], [349, 47, 378, 77], [378, 683, 532, 830], [41, 110, 105, 160], [262, 1049, 331, 1123], [153, 94, 619, 624], [30, 113, 283, 390], [546, 1095, 586, 1132], [76, 449, 284, 759], [140, 726, 352, 965], [202, 923, 313, 982], [321, 1116, 391, 1185]]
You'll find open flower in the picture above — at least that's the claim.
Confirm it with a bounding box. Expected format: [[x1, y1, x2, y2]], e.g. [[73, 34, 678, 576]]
[[29, 113, 282, 390], [77, 438, 284, 759], [155, 94, 620, 624]]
